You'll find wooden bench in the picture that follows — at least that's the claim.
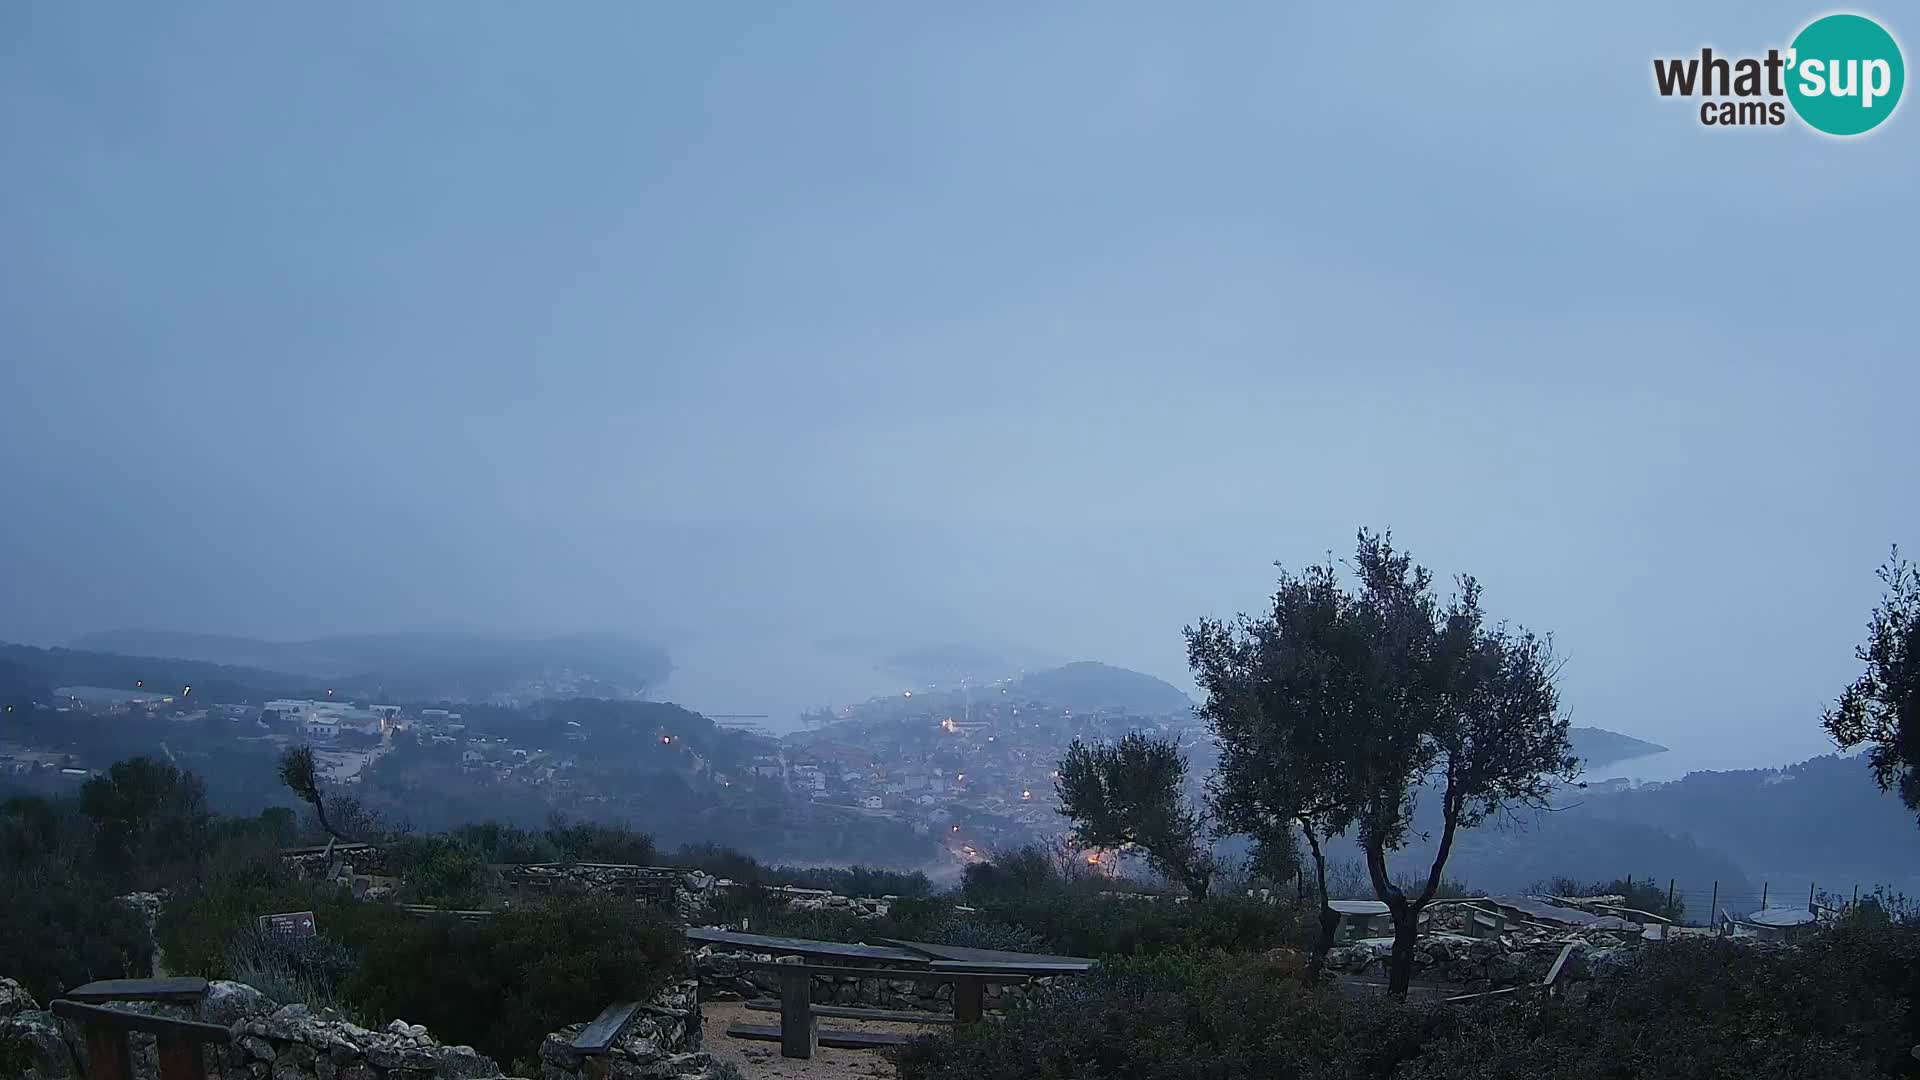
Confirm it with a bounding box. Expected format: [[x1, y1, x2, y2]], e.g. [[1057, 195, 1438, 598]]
[[744, 1000, 957, 1025], [66, 978, 211, 1004], [49, 999, 231, 1080], [568, 1000, 643, 1055], [722, 1023, 913, 1050]]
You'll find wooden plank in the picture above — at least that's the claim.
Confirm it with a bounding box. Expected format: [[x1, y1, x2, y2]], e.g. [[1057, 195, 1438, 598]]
[[155, 1032, 209, 1080], [929, 959, 1087, 975], [1542, 942, 1577, 989], [879, 938, 1097, 971], [686, 927, 930, 965], [731, 961, 1030, 983], [50, 1000, 234, 1042], [725, 1023, 913, 1050], [1444, 986, 1519, 1003], [85, 1024, 132, 1080], [745, 1000, 957, 1025], [569, 1001, 641, 1054], [67, 977, 210, 1003], [778, 965, 817, 1059], [952, 975, 985, 1026]]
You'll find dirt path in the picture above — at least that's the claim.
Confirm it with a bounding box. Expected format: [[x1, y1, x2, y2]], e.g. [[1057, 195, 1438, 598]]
[[702, 1001, 941, 1080]]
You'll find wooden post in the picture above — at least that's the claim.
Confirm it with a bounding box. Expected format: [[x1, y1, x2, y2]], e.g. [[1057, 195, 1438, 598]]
[[85, 1025, 132, 1080], [1808, 882, 1816, 912], [778, 966, 816, 1060], [953, 975, 986, 1025], [1761, 882, 1768, 909], [156, 1032, 209, 1080], [1709, 882, 1718, 935], [1667, 879, 1676, 920]]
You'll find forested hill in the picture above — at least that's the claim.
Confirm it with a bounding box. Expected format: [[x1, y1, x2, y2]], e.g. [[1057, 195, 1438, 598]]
[[59, 629, 673, 703], [1007, 661, 1194, 715], [1569, 753, 1920, 888], [0, 642, 321, 704]]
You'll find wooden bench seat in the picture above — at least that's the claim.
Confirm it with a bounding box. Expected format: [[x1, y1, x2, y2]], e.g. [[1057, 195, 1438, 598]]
[[744, 999, 956, 1024], [724, 1023, 913, 1050]]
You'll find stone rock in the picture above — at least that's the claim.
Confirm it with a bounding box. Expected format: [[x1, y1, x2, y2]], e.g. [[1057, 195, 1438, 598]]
[[0, 1008, 78, 1079], [0, 977, 40, 1018], [201, 982, 275, 1027]]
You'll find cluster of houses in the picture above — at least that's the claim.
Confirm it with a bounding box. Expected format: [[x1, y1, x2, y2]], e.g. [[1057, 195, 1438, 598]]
[[773, 698, 1210, 859]]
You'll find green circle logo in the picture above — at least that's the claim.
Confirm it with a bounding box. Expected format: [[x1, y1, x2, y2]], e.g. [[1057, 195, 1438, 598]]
[[1787, 14, 1904, 135]]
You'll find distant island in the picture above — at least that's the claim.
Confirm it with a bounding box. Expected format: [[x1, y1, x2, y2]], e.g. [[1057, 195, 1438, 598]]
[[1568, 726, 1668, 769]]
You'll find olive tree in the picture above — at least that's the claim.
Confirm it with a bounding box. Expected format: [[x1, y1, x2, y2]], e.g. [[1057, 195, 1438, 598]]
[[278, 746, 346, 854], [1188, 559, 1366, 980], [1823, 547, 1920, 823], [1055, 733, 1217, 898], [1194, 531, 1575, 997]]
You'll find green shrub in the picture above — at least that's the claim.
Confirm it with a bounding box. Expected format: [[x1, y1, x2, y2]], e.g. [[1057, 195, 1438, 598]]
[[669, 842, 934, 898], [223, 926, 360, 1017], [382, 835, 496, 907], [343, 894, 684, 1066], [543, 817, 656, 865], [898, 927, 1920, 1080], [153, 837, 361, 978], [0, 864, 153, 1001], [961, 845, 1065, 903], [926, 915, 1048, 954], [449, 821, 559, 864], [976, 893, 1308, 959]]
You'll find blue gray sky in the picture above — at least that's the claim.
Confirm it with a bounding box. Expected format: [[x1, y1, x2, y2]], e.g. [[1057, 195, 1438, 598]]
[[2, 2, 1914, 764]]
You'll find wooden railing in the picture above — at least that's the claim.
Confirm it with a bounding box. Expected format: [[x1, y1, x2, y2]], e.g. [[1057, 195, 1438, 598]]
[[48, 999, 231, 1080]]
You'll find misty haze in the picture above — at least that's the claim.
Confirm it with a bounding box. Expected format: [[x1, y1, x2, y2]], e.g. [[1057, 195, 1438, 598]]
[[3, 4, 1918, 1080]]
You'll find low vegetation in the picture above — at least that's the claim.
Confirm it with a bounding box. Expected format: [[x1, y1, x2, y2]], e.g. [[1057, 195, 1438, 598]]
[[898, 920, 1920, 1080]]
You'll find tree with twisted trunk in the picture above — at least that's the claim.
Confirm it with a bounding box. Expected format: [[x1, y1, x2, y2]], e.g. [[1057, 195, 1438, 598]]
[[1192, 530, 1575, 998]]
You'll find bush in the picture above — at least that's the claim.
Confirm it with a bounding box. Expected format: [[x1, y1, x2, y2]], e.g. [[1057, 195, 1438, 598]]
[[382, 835, 496, 907], [749, 896, 954, 946], [153, 834, 361, 978], [543, 817, 657, 865], [926, 916, 1048, 954], [343, 894, 685, 1067], [896, 952, 1436, 1080], [223, 927, 359, 1017], [976, 893, 1308, 959], [898, 926, 1920, 1080], [451, 821, 560, 864], [961, 845, 1067, 903], [0, 865, 153, 1001], [668, 842, 934, 898]]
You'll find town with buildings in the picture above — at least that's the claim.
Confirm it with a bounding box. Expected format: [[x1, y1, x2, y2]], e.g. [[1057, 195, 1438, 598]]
[[1, 667, 1208, 872]]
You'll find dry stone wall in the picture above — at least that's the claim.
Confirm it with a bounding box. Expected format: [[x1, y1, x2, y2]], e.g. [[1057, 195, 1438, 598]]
[[0, 976, 724, 1080]]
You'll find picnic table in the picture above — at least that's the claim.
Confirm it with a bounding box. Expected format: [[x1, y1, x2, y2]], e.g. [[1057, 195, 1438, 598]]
[[687, 927, 1097, 1059], [50, 977, 230, 1080]]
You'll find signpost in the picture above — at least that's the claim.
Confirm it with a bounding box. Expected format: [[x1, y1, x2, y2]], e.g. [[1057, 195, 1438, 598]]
[[257, 911, 317, 939]]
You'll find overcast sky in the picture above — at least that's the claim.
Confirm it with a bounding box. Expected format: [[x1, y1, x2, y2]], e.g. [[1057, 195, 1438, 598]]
[[2, 2, 1914, 764]]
